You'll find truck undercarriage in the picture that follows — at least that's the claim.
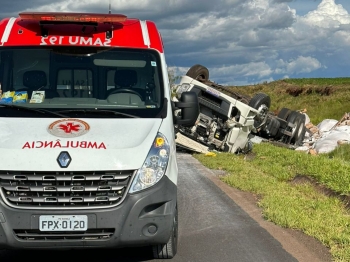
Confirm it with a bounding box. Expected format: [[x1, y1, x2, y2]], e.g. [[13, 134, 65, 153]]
[[174, 65, 307, 154]]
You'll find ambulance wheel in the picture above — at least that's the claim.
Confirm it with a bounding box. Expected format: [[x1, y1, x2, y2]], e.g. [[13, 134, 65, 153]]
[[152, 205, 178, 259], [186, 64, 209, 81]]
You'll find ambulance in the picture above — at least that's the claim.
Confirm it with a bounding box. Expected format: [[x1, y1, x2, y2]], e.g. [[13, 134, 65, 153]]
[[0, 12, 199, 259]]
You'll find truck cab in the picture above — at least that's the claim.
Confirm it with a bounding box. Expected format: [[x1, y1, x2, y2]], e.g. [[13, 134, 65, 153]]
[[0, 12, 199, 259]]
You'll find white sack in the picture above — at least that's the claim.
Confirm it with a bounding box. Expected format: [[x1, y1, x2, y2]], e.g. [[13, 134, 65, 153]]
[[314, 130, 350, 154], [335, 125, 350, 132], [317, 119, 338, 133]]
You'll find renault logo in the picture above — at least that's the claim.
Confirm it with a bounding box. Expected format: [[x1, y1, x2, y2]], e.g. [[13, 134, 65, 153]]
[[57, 151, 71, 168]]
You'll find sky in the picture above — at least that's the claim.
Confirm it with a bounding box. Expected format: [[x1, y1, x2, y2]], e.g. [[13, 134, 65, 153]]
[[1, 0, 350, 86]]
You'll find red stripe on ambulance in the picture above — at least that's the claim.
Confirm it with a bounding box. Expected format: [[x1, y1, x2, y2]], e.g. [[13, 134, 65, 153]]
[[0, 16, 164, 52]]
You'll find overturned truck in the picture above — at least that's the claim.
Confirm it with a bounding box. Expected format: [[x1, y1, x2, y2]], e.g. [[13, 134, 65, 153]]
[[174, 64, 307, 154]]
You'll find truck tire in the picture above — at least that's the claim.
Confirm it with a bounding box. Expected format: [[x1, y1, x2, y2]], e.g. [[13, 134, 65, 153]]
[[275, 108, 292, 139], [186, 64, 209, 81], [295, 125, 306, 146], [286, 111, 306, 145], [277, 108, 292, 120], [265, 117, 280, 137], [293, 113, 306, 146], [249, 93, 271, 128], [152, 206, 178, 259], [248, 93, 271, 110]]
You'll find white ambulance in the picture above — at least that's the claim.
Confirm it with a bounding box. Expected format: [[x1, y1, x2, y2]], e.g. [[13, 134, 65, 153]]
[[0, 12, 199, 259]]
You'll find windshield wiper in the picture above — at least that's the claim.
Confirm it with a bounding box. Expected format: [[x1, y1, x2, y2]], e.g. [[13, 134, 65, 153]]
[[56, 109, 140, 118], [0, 104, 70, 118]]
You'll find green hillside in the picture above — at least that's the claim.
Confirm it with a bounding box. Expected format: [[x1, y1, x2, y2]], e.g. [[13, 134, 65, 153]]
[[229, 78, 350, 125]]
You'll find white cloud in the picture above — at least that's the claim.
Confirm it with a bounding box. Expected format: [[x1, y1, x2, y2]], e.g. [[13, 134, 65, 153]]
[[275, 56, 323, 75], [174, 0, 350, 83], [167, 66, 189, 80], [220, 62, 273, 78], [301, 0, 350, 28]]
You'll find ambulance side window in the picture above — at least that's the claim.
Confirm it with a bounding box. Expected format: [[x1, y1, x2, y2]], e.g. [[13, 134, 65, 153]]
[[56, 69, 93, 98]]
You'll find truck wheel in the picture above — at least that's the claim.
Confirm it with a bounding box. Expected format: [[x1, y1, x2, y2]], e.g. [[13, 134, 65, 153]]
[[186, 64, 209, 81], [293, 113, 306, 146], [275, 108, 292, 139], [249, 93, 271, 127], [295, 124, 306, 146], [248, 93, 271, 110], [286, 111, 306, 145], [265, 117, 280, 137], [152, 206, 178, 259], [277, 107, 292, 120]]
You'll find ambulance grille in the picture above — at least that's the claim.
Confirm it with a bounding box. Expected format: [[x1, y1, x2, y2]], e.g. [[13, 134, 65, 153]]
[[14, 228, 115, 241], [0, 170, 135, 209]]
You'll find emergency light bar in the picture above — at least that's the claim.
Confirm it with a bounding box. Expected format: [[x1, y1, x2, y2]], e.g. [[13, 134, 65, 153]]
[[19, 12, 127, 23]]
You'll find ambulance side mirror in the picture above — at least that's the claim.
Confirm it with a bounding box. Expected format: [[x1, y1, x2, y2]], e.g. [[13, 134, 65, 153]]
[[173, 92, 199, 127]]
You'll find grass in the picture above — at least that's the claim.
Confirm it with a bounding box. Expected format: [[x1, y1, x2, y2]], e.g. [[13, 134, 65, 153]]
[[192, 78, 350, 261], [194, 145, 350, 261], [328, 144, 350, 162], [230, 78, 350, 124]]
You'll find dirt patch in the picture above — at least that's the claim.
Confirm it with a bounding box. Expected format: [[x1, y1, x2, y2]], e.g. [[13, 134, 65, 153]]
[[286, 86, 304, 97], [292, 174, 350, 208], [286, 85, 336, 97]]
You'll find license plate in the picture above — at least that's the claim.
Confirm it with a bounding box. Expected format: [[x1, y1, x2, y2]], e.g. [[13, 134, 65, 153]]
[[39, 215, 88, 231]]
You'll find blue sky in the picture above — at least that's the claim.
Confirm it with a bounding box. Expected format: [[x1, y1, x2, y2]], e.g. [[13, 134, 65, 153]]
[[1, 0, 350, 85]]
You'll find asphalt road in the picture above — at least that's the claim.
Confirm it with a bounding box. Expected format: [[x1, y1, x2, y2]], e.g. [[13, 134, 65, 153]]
[[170, 153, 297, 262], [0, 153, 329, 262]]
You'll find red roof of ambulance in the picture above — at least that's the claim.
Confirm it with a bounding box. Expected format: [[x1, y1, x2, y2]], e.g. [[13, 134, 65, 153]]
[[0, 13, 164, 53]]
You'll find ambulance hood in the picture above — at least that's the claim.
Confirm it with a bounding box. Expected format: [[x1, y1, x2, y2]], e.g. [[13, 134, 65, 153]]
[[0, 118, 163, 171]]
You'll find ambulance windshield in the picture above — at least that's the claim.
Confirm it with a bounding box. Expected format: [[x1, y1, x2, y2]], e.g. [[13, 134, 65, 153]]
[[0, 47, 165, 118]]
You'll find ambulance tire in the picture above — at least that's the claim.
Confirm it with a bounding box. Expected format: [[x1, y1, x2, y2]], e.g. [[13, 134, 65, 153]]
[[152, 205, 178, 259], [186, 64, 209, 81]]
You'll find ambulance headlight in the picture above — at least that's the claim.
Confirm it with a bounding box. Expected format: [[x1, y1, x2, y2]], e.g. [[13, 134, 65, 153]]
[[176, 83, 191, 97], [129, 133, 170, 193]]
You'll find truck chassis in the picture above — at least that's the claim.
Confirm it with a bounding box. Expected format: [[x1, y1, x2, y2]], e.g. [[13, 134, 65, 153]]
[[174, 65, 306, 154]]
